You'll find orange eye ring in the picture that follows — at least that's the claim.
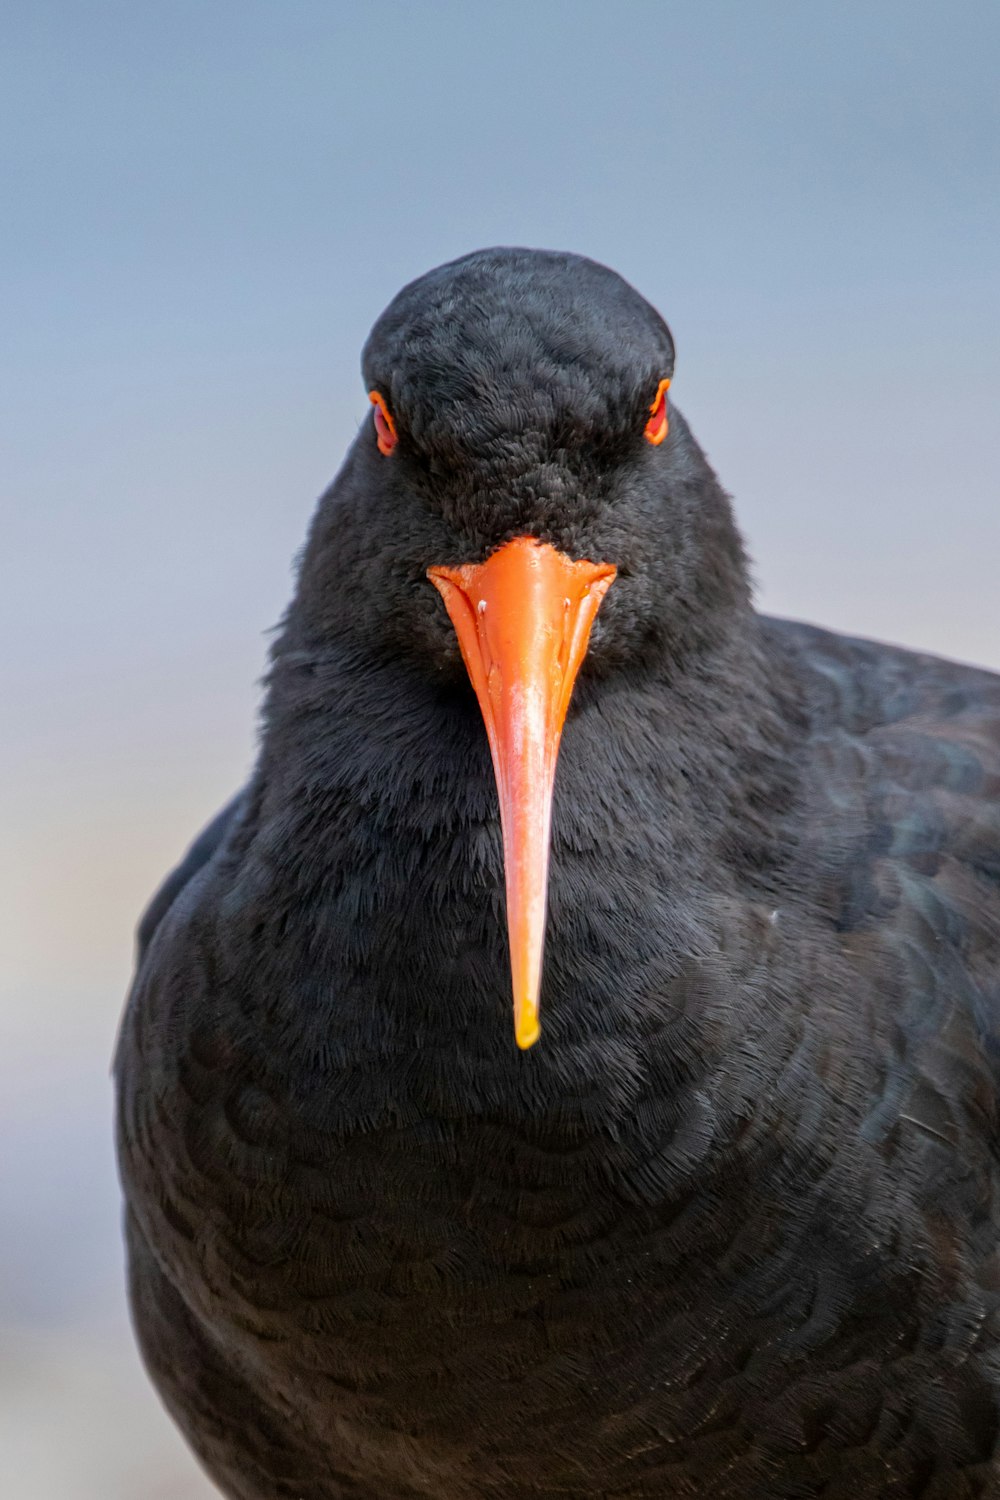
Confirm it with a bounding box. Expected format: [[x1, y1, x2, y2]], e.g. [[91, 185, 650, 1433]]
[[368, 390, 398, 455], [644, 378, 671, 446]]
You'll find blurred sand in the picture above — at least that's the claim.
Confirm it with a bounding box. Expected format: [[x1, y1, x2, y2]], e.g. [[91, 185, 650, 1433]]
[[0, 1044, 220, 1498], [0, 1325, 218, 1499]]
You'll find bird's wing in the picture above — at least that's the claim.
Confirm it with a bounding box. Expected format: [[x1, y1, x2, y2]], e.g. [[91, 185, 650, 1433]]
[[135, 792, 247, 966], [771, 618, 1000, 1151]]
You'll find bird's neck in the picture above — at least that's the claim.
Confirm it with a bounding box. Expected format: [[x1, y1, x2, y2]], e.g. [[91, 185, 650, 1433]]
[[264, 598, 800, 861], [250, 609, 806, 1122]]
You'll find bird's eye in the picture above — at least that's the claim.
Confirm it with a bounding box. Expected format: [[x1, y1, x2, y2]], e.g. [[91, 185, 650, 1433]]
[[644, 379, 671, 446], [369, 390, 398, 455]]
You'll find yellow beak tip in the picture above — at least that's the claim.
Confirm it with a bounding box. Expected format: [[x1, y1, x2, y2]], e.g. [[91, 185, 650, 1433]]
[[515, 1017, 542, 1051]]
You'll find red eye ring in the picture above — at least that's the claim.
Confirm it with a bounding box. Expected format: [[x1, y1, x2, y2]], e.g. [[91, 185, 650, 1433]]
[[368, 390, 398, 455], [644, 378, 671, 446]]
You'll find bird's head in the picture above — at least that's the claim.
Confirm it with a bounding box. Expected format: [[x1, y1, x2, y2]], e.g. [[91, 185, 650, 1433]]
[[292, 248, 750, 1049]]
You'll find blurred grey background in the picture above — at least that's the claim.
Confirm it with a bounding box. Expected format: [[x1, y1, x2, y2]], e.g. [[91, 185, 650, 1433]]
[[2, 2, 998, 1494]]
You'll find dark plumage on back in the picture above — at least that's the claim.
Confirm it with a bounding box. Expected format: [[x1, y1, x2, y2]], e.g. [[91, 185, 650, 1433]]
[[115, 248, 1000, 1499]]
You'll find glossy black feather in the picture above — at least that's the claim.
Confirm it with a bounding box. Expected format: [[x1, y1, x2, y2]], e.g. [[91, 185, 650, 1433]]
[[115, 249, 1000, 1498], [136, 794, 245, 964]]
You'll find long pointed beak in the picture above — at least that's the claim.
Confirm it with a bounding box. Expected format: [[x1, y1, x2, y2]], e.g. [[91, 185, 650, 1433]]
[[427, 537, 616, 1049]]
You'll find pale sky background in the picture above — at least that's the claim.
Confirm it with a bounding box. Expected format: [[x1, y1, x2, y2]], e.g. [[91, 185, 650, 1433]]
[[2, 3, 998, 1495]]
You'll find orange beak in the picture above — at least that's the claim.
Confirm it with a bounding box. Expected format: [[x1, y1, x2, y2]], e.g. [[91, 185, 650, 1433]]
[[427, 538, 616, 1049]]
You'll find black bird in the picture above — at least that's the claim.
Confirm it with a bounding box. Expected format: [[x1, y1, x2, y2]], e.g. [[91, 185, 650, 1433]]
[[115, 248, 1000, 1499]]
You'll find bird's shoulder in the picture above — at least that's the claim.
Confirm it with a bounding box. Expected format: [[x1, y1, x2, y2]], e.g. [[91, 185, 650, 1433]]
[[766, 616, 1000, 739], [133, 791, 248, 967], [767, 617, 1000, 871]]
